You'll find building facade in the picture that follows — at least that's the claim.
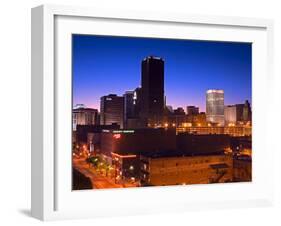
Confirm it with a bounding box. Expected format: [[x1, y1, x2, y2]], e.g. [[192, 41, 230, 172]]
[[123, 91, 135, 128], [233, 156, 252, 182], [243, 100, 252, 122], [140, 154, 233, 186], [186, 112, 207, 126], [99, 128, 177, 181], [100, 94, 124, 129], [100, 128, 177, 158], [206, 89, 225, 126], [72, 106, 98, 131], [186, 106, 199, 115], [224, 104, 244, 125], [176, 125, 252, 137], [177, 133, 230, 155]]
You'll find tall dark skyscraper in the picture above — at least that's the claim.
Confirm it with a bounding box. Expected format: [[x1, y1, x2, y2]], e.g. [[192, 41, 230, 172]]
[[100, 94, 124, 128], [140, 56, 165, 126]]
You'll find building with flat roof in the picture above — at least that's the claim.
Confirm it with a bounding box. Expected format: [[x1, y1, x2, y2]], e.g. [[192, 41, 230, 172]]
[[206, 89, 225, 126], [140, 153, 233, 186], [224, 104, 244, 125], [72, 106, 98, 131], [140, 56, 165, 126], [99, 128, 176, 181], [100, 94, 124, 129], [100, 128, 177, 157]]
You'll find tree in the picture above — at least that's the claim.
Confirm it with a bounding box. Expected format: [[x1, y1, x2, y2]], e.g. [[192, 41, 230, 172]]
[[87, 156, 100, 167]]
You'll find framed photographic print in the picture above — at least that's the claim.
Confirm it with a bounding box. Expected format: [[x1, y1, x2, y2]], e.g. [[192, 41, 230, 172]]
[[31, 4, 274, 221]]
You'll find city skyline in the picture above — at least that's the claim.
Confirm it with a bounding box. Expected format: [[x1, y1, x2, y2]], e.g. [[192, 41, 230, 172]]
[[72, 35, 252, 189], [73, 35, 252, 112]]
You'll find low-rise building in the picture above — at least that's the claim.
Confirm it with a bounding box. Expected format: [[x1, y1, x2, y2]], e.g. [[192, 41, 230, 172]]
[[177, 133, 230, 155], [186, 112, 207, 126], [100, 128, 177, 157], [186, 106, 199, 115], [224, 104, 244, 125], [72, 107, 98, 131], [140, 153, 233, 186], [74, 124, 120, 152], [99, 128, 177, 180]]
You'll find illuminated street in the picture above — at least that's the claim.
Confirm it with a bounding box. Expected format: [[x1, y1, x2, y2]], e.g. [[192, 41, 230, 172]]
[[73, 158, 137, 189]]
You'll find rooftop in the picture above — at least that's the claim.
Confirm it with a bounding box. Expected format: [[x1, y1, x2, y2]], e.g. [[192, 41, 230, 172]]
[[72, 107, 98, 112], [143, 56, 164, 61], [206, 89, 224, 94]]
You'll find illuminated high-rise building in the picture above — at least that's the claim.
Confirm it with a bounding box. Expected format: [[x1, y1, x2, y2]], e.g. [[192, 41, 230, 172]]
[[140, 56, 165, 126], [206, 89, 225, 126]]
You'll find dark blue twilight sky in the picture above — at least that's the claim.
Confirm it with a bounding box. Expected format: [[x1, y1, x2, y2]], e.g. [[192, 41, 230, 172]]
[[72, 35, 252, 112]]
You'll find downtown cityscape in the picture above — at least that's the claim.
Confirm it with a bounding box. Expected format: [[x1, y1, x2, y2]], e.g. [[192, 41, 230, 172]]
[[72, 35, 252, 190]]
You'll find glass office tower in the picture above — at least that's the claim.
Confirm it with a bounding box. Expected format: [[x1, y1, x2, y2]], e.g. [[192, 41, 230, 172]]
[[206, 89, 225, 126]]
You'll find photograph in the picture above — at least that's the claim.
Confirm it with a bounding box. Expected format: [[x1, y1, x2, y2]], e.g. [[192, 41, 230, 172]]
[[71, 34, 252, 190]]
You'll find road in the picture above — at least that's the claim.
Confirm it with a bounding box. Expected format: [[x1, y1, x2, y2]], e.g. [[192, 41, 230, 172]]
[[73, 158, 136, 189]]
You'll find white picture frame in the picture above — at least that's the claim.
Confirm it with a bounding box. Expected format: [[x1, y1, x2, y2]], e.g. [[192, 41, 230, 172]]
[[31, 4, 274, 221]]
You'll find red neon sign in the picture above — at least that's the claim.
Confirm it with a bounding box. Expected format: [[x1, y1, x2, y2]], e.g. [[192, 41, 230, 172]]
[[113, 134, 121, 139]]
